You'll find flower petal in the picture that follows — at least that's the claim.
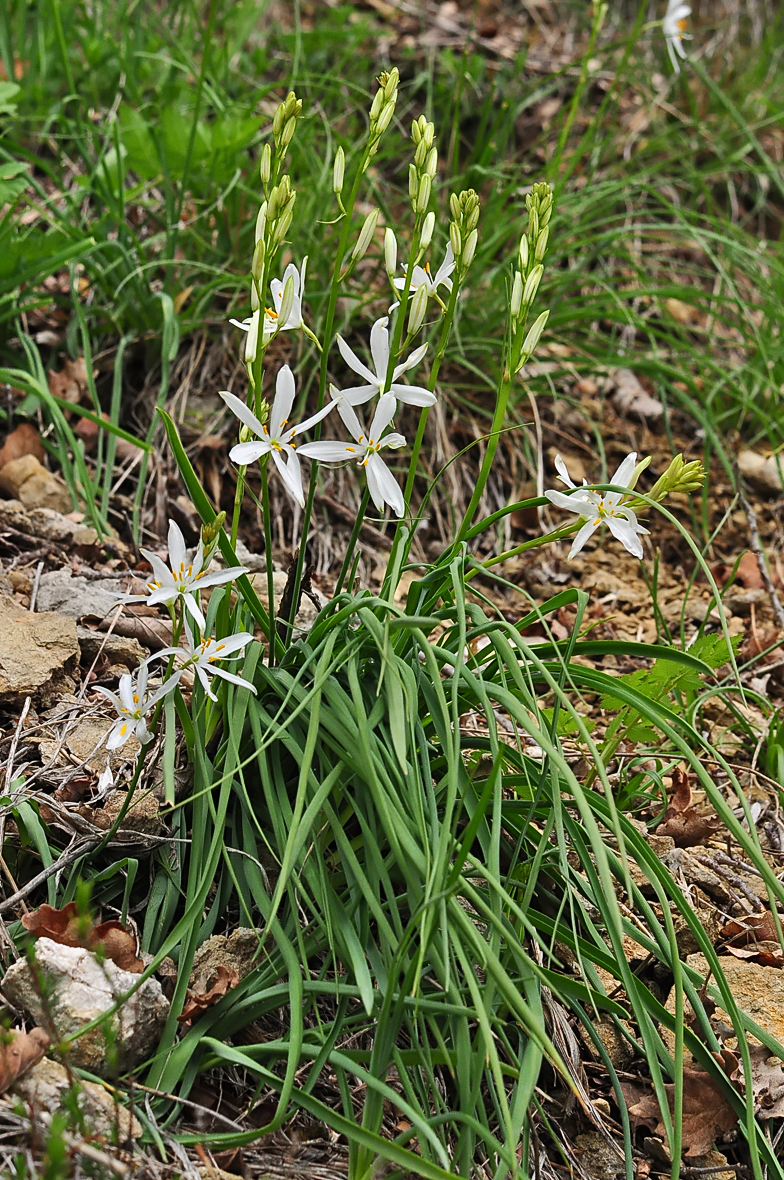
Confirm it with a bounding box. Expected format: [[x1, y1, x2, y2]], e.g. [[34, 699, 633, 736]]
[[568, 517, 600, 559], [270, 364, 296, 438], [229, 440, 271, 466], [366, 453, 404, 517], [554, 454, 576, 489], [193, 565, 249, 590], [196, 664, 217, 701], [336, 334, 376, 385], [271, 446, 305, 508], [220, 390, 267, 438], [378, 431, 406, 451], [369, 316, 390, 382], [167, 519, 188, 574], [545, 489, 598, 514], [334, 398, 363, 442], [208, 666, 257, 693], [331, 384, 377, 406], [610, 452, 637, 490], [369, 393, 398, 440], [298, 440, 357, 463], [106, 720, 132, 750], [118, 673, 135, 713], [389, 382, 436, 407], [183, 592, 206, 632], [139, 549, 176, 588], [606, 514, 644, 559]]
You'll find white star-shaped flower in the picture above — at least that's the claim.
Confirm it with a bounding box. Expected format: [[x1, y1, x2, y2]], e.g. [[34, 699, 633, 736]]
[[155, 621, 257, 703], [299, 393, 407, 518], [95, 664, 179, 751], [229, 259, 308, 359], [393, 242, 455, 300], [663, 0, 691, 72], [117, 519, 247, 632], [333, 316, 435, 409], [545, 452, 649, 560], [220, 364, 334, 508]]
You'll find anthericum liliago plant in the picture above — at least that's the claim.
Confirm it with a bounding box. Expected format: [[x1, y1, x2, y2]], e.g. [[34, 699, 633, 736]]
[[82, 72, 783, 1180]]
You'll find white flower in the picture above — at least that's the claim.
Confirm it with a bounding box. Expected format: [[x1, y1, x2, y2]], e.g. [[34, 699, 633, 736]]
[[156, 621, 257, 703], [393, 242, 455, 299], [299, 393, 406, 518], [220, 364, 334, 508], [333, 316, 435, 409], [117, 519, 247, 631], [95, 664, 179, 751], [663, 0, 691, 72], [544, 452, 649, 560], [229, 259, 308, 357]]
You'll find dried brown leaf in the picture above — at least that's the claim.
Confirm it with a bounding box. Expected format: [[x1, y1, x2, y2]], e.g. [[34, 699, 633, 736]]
[[658, 767, 719, 847], [624, 1066, 739, 1157], [178, 965, 240, 1025], [0, 1027, 49, 1093], [0, 424, 45, 471], [21, 903, 144, 973]]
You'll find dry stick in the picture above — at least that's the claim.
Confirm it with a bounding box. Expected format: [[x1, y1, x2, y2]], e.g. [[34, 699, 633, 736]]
[[735, 466, 784, 630], [0, 837, 100, 913]]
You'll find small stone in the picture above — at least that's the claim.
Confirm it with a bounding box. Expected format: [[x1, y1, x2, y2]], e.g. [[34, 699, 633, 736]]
[[574, 1132, 625, 1180], [612, 368, 663, 421], [39, 716, 139, 774], [77, 626, 148, 668], [92, 788, 162, 838], [683, 954, 784, 1047], [1, 937, 169, 1074], [738, 450, 784, 496], [0, 595, 79, 703], [0, 455, 72, 514], [14, 1056, 142, 1142], [190, 927, 260, 994], [36, 569, 120, 620]]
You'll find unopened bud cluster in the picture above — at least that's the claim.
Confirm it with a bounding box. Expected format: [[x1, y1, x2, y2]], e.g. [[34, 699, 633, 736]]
[[272, 90, 302, 158], [510, 182, 554, 373], [448, 189, 480, 276], [409, 116, 438, 218], [367, 69, 399, 162], [644, 455, 705, 503]]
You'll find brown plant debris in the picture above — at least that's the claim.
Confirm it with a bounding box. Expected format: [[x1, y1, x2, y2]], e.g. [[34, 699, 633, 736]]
[[21, 902, 145, 973], [0, 1027, 50, 1093]]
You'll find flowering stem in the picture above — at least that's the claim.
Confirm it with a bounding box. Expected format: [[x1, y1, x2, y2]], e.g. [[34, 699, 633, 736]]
[[284, 153, 370, 639], [403, 278, 459, 506], [334, 486, 370, 597], [261, 460, 276, 665], [230, 465, 247, 551], [456, 367, 514, 544]]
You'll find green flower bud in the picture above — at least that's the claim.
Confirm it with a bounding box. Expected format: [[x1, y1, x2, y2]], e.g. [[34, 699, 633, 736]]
[[416, 173, 432, 213], [450, 192, 460, 220], [251, 237, 265, 282], [333, 146, 345, 194], [351, 207, 380, 263], [425, 145, 438, 179], [255, 201, 267, 245], [408, 281, 429, 335], [463, 227, 478, 268], [420, 211, 435, 251], [375, 101, 395, 134], [411, 118, 422, 145], [409, 163, 418, 202], [381, 67, 399, 102], [277, 273, 296, 328], [515, 309, 550, 372], [370, 87, 384, 122], [281, 115, 297, 149], [534, 225, 550, 262], [414, 137, 428, 168], [522, 263, 543, 307], [259, 144, 271, 186], [201, 511, 226, 563], [384, 227, 398, 276], [510, 270, 523, 319], [518, 234, 529, 272], [275, 205, 294, 246], [449, 221, 462, 257]]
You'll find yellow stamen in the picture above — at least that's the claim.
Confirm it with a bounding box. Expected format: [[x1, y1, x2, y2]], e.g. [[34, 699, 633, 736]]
[[266, 307, 278, 319]]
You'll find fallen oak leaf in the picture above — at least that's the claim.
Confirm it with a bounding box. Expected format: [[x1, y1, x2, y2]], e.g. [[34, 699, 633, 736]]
[[624, 1065, 739, 1157], [0, 1027, 49, 1093], [658, 766, 719, 847], [21, 903, 144, 973], [178, 965, 240, 1025]]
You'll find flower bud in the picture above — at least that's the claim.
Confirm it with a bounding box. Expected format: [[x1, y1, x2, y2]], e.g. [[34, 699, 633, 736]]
[[462, 227, 478, 268], [414, 137, 427, 168], [255, 201, 268, 245], [201, 511, 226, 563], [260, 144, 271, 186], [450, 192, 460, 220], [375, 101, 395, 135], [522, 263, 543, 307], [515, 310, 549, 372], [422, 121, 435, 150], [351, 207, 380, 263], [528, 207, 539, 241], [416, 173, 432, 214], [420, 211, 435, 251], [251, 237, 265, 282], [382, 67, 399, 102], [333, 146, 345, 194], [250, 284, 260, 312], [370, 87, 384, 122], [274, 206, 294, 246], [425, 145, 438, 179], [408, 282, 429, 335], [277, 274, 296, 328], [449, 221, 461, 258], [272, 101, 286, 137], [510, 270, 523, 319], [244, 309, 260, 364], [411, 118, 422, 145], [281, 115, 297, 148], [238, 423, 254, 444], [408, 164, 418, 202], [534, 225, 549, 262], [518, 234, 529, 271], [630, 455, 653, 490], [384, 227, 398, 276]]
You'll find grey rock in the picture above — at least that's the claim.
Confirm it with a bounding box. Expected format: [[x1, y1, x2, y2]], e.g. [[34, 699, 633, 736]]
[[36, 569, 120, 621], [14, 1056, 142, 1141], [0, 594, 79, 702]]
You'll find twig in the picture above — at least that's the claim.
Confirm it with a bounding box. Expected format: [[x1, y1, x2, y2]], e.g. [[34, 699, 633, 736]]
[[3, 696, 31, 792], [0, 837, 100, 913], [735, 468, 784, 630], [28, 561, 44, 612]]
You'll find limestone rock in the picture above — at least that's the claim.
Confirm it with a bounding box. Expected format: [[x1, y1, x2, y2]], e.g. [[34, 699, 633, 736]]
[[612, 368, 663, 421], [77, 626, 148, 668], [0, 455, 72, 513], [574, 1132, 625, 1180], [0, 595, 79, 702], [36, 568, 119, 621], [676, 954, 784, 1048], [2, 937, 169, 1074], [190, 927, 260, 994], [14, 1056, 141, 1142], [39, 716, 139, 773], [738, 449, 784, 496]]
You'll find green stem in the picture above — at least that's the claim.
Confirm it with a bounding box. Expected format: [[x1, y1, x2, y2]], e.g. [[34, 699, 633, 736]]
[[50, 0, 74, 96], [333, 487, 370, 597], [261, 461, 276, 665], [465, 521, 580, 578], [230, 465, 246, 550], [456, 366, 513, 543]]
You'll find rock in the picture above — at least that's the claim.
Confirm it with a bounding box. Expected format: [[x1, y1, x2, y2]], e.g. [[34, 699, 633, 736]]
[[0, 499, 103, 546], [36, 569, 119, 620], [689, 1150, 735, 1180], [77, 626, 148, 668], [612, 368, 663, 421], [0, 594, 79, 703], [189, 927, 259, 994], [574, 1132, 625, 1180], [249, 569, 322, 632], [2, 937, 169, 1074], [594, 1015, 636, 1069], [738, 449, 784, 496], [0, 455, 72, 513], [14, 1056, 141, 1141], [92, 788, 162, 838], [684, 953, 784, 1047]]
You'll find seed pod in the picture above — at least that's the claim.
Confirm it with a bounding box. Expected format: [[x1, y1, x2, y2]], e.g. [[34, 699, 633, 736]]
[[420, 211, 435, 251], [384, 227, 398, 276], [333, 146, 345, 194], [408, 282, 429, 335]]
